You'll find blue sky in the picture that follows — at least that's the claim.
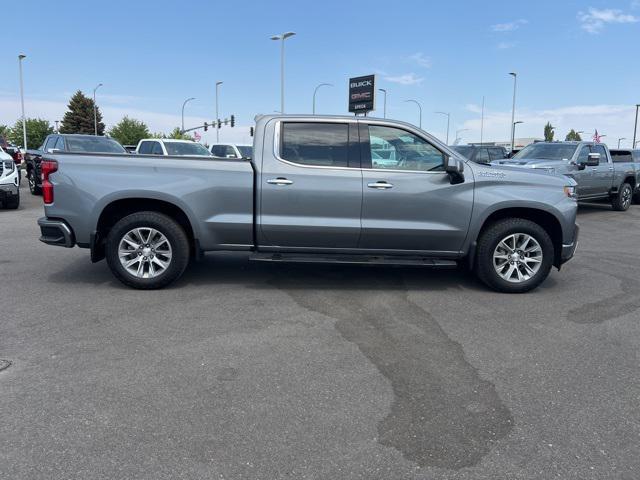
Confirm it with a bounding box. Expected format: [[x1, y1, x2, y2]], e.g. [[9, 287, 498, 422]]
[[2, 0, 640, 146]]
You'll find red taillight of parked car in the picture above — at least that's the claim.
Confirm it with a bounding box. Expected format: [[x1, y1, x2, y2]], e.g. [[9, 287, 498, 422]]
[[14, 152, 23, 164], [41, 160, 58, 205]]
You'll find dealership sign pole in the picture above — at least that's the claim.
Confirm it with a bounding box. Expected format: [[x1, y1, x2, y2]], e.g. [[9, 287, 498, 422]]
[[349, 75, 376, 116]]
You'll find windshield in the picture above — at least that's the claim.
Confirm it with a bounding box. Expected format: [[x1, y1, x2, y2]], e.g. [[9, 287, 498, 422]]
[[513, 143, 577, 161], [451, 146, 473, 158], [164, 142, 211, 156], [237, 146, 253, 158], [66, 136, 126, 153]]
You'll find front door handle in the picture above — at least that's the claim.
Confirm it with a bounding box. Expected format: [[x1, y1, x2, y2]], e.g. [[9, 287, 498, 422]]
[[267, 177, 293, 186], [367, 181, 394, 189]]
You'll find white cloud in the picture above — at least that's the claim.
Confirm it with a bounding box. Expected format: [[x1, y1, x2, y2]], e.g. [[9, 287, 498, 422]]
[[460, 103, 636, 147], [383, 73, 424, 85], [407, 52, 432, 68], [577, 7, 639, 34], [491, 19, 528, 32], [497, 42, 516, 49]]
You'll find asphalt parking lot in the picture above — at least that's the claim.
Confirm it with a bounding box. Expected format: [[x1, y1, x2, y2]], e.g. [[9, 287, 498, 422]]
[[1, 182, 639, 480]]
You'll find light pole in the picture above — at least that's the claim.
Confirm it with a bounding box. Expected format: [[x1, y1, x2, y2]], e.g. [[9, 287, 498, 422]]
[[509, 72, 517, 153], [270, 32, 296, 114], [618, 137, 626, 148], [18, 54, 27, 151], [480, 95, 485, 144], [312, 83, 332, 114], [455, 128, 469, 144], [181, 97, 195, 132], [435, 111, 450, 144], [215, 81, 223, 142], [378, 88, 387, 118], [404, 99, 422, 128], [633, 104, 639, 151], [93, 83, 103, 136], [513, 121, 523, 148], [55, 120, 59, 133]]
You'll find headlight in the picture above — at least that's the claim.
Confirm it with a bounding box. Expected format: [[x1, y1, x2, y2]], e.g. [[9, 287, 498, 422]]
[[564, 185, 577, 200], [3, 161, 15, 173]]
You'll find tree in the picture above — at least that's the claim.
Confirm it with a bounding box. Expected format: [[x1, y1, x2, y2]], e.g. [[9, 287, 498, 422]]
[[544, 122, 555, 142], [0, 125, 10, 140], [59, 90, 105, 135], [8, 118, 54, 149], [167, 127, 194, 140], [108, 116, 150, 145], [565, 129, 582, 141]]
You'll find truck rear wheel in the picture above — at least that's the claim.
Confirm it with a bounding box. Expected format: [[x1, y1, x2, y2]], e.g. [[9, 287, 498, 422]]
[[611, 183, 632, 211], [105, 211, 190, 289], [475, 218, 554, 293]]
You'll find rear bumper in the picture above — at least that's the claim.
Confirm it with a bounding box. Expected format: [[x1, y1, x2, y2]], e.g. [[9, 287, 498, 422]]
[[38, 217, 76, 248], [560, 223, 579, 264]]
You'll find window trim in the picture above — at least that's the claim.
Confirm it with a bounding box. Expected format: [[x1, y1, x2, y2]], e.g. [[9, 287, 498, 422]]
[[273, 119, 359, 170], [360, 122, 449, 175]]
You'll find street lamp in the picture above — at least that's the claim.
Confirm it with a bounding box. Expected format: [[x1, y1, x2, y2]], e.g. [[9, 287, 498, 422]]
[[509, 72, 517, 153], [513, 121, 523, 148], [181, 97, 195, 132], [215, 81, 223, 142], [312, 83, 332, 114], [633, 104, 639, 151], [378, 88, 387, 118], [618, 137, 626, 148], [270, 31, 296, 114], [93, 83, 103, 136], [404, 99, 422, 128], [435, 111, 450, 144], [18, 54, 27, 151]]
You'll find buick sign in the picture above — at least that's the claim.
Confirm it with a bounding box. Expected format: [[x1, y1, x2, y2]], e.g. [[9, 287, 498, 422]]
[[348, 74, 376, 114]]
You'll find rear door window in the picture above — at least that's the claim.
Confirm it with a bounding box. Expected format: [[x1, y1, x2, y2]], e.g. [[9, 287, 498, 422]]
[[54, 136, 66, 151], [280, 122, 349, 167], [151, 142, 164, 155], [610, 150, 632, 163], [489, 148, 506, 161]]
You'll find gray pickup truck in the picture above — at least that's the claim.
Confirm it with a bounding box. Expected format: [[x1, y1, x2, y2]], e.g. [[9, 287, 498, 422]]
[[37, 115, 579, 293], [493, 141, 640, 211]]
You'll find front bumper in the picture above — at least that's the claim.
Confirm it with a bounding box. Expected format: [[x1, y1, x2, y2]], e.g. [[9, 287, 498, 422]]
[[0, 182, 19, 199], [560, 223, 579, 264], [38, 217, 76, 248]]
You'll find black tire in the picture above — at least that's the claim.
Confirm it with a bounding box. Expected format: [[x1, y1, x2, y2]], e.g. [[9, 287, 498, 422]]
[[475, 218, 554, 293], [105, 211, 190, 289], [3, 189, 20, 209], [633, 191, 640, 205], [28, 171, 41, 195], [611, 183, 632, 211]]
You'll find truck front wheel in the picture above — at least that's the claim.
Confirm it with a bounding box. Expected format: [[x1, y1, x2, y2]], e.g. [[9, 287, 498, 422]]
[[28, 171, 41, 195], [611, 183, 632, 211], [475, 218, 554, 293], [105, 211, 190, 289]]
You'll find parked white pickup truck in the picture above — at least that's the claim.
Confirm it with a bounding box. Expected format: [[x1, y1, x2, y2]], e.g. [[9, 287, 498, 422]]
[[135, 139, 212, 157]]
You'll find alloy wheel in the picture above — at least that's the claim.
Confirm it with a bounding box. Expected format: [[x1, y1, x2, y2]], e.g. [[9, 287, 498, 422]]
[[118, 227, 173, 279], [493, 233, 543, 283]]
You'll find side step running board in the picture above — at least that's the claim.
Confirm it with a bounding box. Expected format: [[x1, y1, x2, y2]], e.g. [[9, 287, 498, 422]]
[[250, 252, 458, 268]]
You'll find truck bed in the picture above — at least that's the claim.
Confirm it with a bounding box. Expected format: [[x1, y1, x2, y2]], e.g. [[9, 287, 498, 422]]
[[44, 152, 255, 250]]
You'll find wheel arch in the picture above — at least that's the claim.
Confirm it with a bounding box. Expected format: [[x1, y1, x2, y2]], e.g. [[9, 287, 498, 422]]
[[92, 197, 198, 262]]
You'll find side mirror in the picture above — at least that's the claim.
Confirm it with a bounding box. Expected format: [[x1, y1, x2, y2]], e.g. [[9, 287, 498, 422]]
[[445, 156, 465, 184], [226, 154, 237, 159], [577, 152, 600, 169]]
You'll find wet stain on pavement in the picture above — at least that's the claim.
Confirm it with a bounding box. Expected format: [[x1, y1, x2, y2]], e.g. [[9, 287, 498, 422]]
[[273, 268, 513, 469]]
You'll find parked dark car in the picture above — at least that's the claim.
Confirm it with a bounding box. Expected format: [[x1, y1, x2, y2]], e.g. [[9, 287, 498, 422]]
[[451, 145, 509, 164], [26, 134, 126, 195]]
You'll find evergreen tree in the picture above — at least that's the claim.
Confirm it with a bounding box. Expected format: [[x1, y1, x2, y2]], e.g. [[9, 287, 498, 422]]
[[565, 129, 582, 141], [543, 122, 555, 142], [59, 90, 105, 135], [108, 116, 150, 145], [167, 127, 194, 140], [8, 118, 54, 149]]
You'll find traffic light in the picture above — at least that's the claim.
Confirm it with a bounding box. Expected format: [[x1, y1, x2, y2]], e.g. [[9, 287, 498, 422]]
[[217, 119, 222, 129], [230, 115, 235, 127], [250, 127, 254, 137], [204, 122, 208, 131]]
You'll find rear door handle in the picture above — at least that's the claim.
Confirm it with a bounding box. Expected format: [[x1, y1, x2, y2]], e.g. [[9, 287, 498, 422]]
[[267, 177, 293, 186], [367, 181, 394, 189]]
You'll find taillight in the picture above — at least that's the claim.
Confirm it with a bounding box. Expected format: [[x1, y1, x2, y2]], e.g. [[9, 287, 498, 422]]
[[15, 152, 23, 164], [41, 160, 58, 205]]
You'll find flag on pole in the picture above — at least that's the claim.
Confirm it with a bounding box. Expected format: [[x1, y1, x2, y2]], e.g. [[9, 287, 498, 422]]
[[194, 131, 201, 142], [592, 129, 601, 143]]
